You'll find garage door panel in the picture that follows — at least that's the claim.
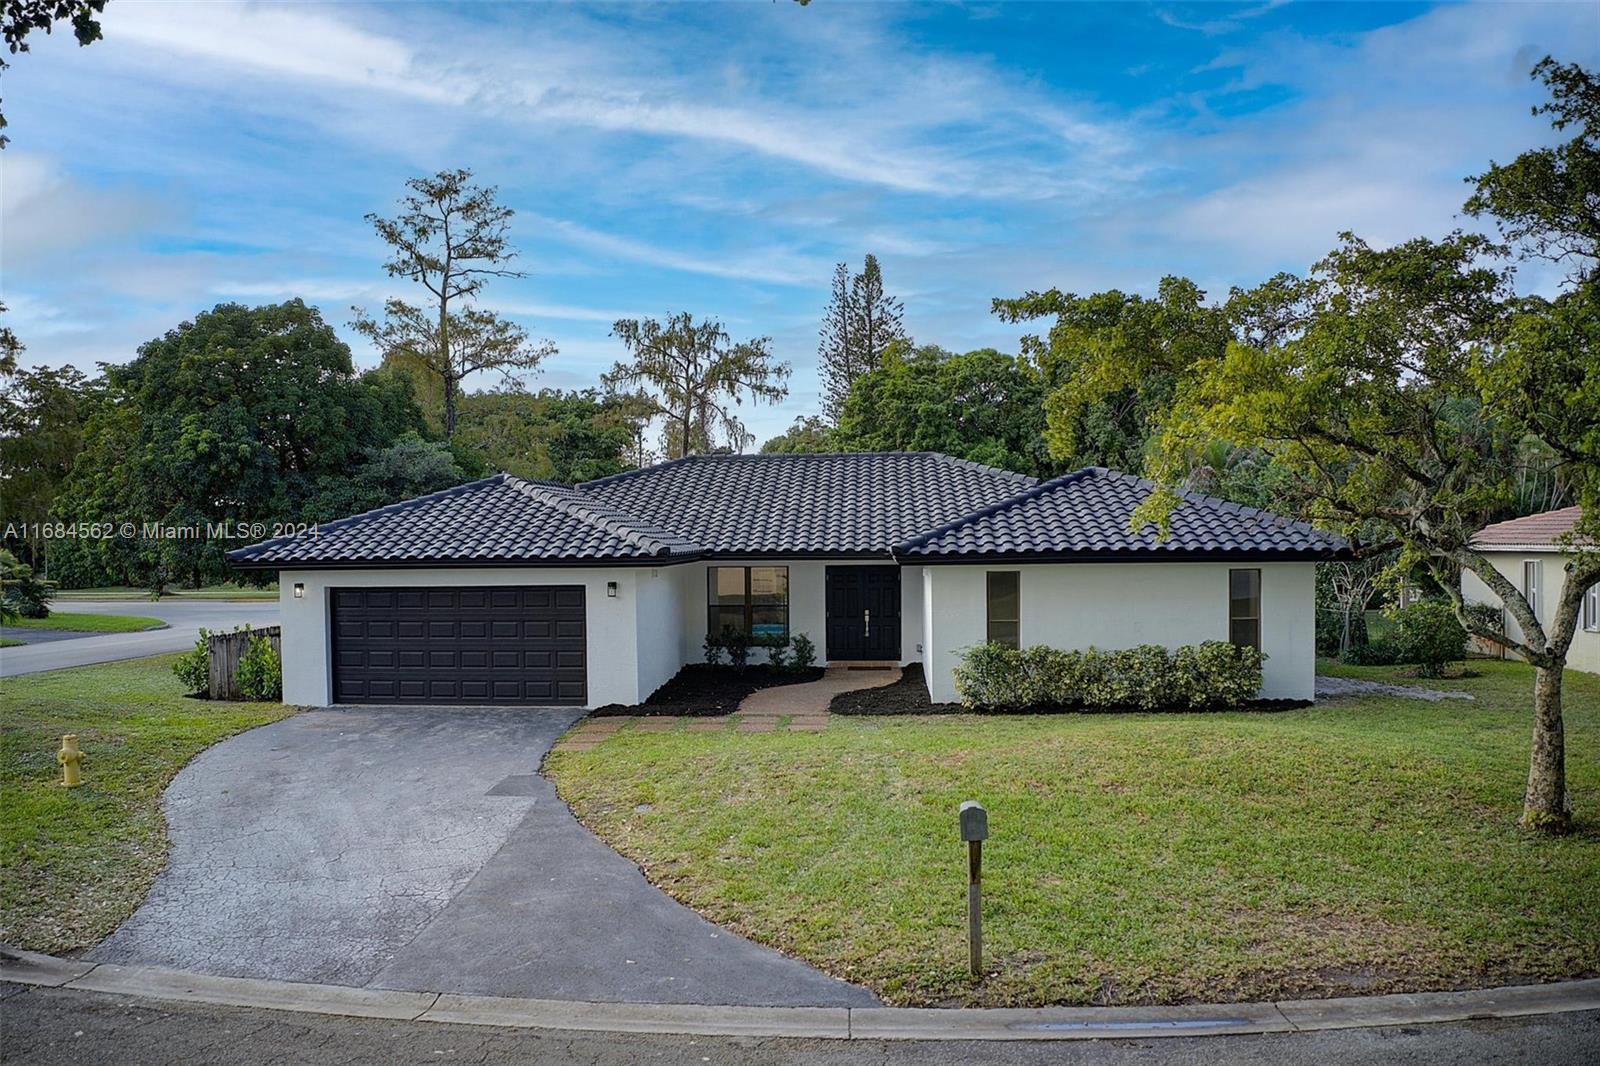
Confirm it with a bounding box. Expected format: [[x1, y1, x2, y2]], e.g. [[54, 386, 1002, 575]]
[[330, 585, 587, 706]]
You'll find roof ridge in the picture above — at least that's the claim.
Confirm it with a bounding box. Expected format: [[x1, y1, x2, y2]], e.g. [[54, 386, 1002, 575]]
[[503, 476, 697, 556], [896, 467, 1096, 552], [226, 474, 512, 563]]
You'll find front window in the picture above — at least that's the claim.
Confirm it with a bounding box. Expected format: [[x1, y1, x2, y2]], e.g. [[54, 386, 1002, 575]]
[[986, 571, 1020, 647], [1584, 581, 1599, 632], [1229, 568, 1261, 651], [707, 566, 789, 640], [1523, 560, 1542, 621]]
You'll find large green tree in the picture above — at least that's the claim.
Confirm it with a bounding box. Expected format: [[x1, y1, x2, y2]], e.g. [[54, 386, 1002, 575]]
[[603, 313, 788, 458], [992, 276, 1233, 472], [0, 362, 98, 566], [453, 388, 650, 483], [760, 415, 834, 455], [833, 342, 1055, 477], [1138, 232, 1595, 833], [354, 169, 553, 437], [818, 254, 906, 423], [51, 301, 424, 588]]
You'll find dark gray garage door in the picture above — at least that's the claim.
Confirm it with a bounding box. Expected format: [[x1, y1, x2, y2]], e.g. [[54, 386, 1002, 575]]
[[331, 586, 586, 705]]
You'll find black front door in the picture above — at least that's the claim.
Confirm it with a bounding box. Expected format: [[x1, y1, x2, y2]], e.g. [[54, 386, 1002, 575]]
[[825, 566, 901, 661]]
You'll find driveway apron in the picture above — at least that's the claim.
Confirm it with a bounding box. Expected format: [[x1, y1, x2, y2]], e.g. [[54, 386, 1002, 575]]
[[90, 707, 874, 1008]]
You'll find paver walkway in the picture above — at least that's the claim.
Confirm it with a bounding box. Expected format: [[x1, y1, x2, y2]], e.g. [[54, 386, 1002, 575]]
[[552, 666, 902, 751]]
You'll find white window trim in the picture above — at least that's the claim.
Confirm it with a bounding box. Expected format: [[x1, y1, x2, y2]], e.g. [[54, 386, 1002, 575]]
[[1523, 559, 1542, 623], [1585, 582, 1600, 633]]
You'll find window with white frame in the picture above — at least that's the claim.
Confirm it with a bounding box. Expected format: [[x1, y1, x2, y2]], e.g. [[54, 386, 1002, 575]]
[[1585, 581, 1599, 633], [1523, 560, 1542, 622]]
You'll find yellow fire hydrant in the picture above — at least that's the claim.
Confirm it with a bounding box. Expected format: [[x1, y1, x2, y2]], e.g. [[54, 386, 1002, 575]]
[[57, 734, 83, 788]]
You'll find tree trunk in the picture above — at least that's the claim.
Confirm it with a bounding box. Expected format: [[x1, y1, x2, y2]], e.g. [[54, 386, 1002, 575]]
[[1521, 664, 1571, 834], [443, 375, 458, 439]]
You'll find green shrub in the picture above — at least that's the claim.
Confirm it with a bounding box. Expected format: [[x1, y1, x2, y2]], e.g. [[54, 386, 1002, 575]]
[[702, 631, 724, 666], [760, 633, 791, 670], [235, 633, 282, 701], [789, 632, 817, 671], [0, 550, 55, 620], [1395, 600, 1468, 677], [1342, 636, 1403, 666], [173, 628, 211, 695], [720, 625, 750, 673], [954, 640, 1265, 712]]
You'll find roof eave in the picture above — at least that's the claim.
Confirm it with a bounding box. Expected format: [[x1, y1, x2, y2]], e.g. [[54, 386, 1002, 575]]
[[896, 546, 1351, 564]]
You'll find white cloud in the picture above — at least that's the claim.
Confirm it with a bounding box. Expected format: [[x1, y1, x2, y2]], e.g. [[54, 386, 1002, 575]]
[[0, 153, 174, 267], [535, 216, 826, 287], [104, 1, 463, 103]]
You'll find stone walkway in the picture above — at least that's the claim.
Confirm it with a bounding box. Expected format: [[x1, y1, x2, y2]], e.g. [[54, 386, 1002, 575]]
[[552, 666, 902, 752], [1315, 674, 1474, 702]]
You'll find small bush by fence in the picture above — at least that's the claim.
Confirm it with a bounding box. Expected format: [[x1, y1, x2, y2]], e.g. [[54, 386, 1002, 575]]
[[954, 640, 1266, 712], [173, 625, 282, 700]]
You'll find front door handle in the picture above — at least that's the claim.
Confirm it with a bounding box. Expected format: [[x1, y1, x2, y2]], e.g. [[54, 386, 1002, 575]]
[[864, 608, 870, 638]]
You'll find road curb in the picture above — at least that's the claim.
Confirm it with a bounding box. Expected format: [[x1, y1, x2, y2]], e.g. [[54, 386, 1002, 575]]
[[3, 949, 1597, 1041]]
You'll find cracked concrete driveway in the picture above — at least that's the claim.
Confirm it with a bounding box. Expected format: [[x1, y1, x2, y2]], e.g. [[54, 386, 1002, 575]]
[[91, 707, 874, 1008]]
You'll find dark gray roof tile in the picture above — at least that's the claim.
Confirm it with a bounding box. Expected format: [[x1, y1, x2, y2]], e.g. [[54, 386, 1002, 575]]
[[227, 475, 703, 568], [896, 467, 1347, 560]]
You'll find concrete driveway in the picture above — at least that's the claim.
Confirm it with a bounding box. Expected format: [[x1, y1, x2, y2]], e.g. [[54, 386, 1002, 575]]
[[0, 600, 279, 677], [91, 707, 874, 1008]]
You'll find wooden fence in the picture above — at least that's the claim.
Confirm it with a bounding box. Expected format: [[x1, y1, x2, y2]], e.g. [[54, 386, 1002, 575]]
[[207, 626, 281, 700]]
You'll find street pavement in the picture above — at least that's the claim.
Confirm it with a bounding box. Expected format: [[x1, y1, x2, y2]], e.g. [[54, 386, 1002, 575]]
[[3, 984, 1597, 1065], [0, 599, 279, 677]]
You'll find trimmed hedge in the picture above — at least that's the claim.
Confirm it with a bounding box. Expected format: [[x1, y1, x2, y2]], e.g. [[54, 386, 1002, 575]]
[[954, 640, 1266, 712]]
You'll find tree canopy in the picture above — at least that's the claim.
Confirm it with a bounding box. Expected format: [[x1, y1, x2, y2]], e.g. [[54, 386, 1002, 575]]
[[354, 169, 551, 436], [833, 342, 1056, 477], [603, 312, 788, 459]]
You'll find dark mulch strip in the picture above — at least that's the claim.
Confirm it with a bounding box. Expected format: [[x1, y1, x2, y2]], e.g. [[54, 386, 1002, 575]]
[[830, 664, 1312, 716], [831, 664, 963, 715], [591, 663, 826, 717]]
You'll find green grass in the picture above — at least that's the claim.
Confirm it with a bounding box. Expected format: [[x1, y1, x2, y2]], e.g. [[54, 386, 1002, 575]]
[[6, 613, 166, 634], [0, 638, 22, 648], [548, 659, 1600, 1008], [0, 655, 295, 954], [52, 584, 277, 601]]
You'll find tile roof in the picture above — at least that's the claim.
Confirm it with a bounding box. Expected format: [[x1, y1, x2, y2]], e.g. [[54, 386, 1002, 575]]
[[231, 453, 1345, 569], [578, 452, 1037, 556], [227, 475, 703, 568], [1470, 506, 1585, 550], [895, 467, 1347, 561]]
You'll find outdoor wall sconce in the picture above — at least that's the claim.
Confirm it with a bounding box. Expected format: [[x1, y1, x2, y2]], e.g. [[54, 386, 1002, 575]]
[[293, 583, 305, 598], [607, 581, 618, 598]]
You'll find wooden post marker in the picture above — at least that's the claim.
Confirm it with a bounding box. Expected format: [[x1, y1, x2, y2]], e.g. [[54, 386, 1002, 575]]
[[959, 800, 988, 976]]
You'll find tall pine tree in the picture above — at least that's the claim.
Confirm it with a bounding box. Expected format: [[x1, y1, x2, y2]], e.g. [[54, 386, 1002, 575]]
[[818, 254, 905, 422]]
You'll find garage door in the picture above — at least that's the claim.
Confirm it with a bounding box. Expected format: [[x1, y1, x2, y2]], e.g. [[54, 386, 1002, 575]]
[[330, 586, 587, 705]]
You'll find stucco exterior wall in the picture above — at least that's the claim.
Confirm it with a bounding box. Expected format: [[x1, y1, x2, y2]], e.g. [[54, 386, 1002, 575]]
[[670, 559, 924, 667], [920, 561, 1318, 704], [1461, 551, 1600, 674], [276, 567, 658, 709]]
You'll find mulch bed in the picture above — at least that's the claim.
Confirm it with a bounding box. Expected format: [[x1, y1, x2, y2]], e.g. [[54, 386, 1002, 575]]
[[829, 664, 1311, 716], [830, 664, 963, 715], [591, 664, 825, 717]]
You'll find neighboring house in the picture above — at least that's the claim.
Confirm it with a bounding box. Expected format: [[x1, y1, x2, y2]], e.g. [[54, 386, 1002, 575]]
[[1461, 506, 1599, 674], [228, 453, 1346, 709]]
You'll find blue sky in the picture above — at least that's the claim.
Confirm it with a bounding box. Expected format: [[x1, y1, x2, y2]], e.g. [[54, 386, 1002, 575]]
[[4, 0, 1597, 446]]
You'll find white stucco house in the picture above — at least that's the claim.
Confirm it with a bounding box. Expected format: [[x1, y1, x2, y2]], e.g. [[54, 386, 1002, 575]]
[[228, 453, 1345, 709], [1461, 506, 1599, 674]]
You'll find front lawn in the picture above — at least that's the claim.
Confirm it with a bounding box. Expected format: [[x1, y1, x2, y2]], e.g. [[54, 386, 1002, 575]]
[[5, 613, 166, 634], [548, 659, 1600, 1007], [0, 655, 294, 954]]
